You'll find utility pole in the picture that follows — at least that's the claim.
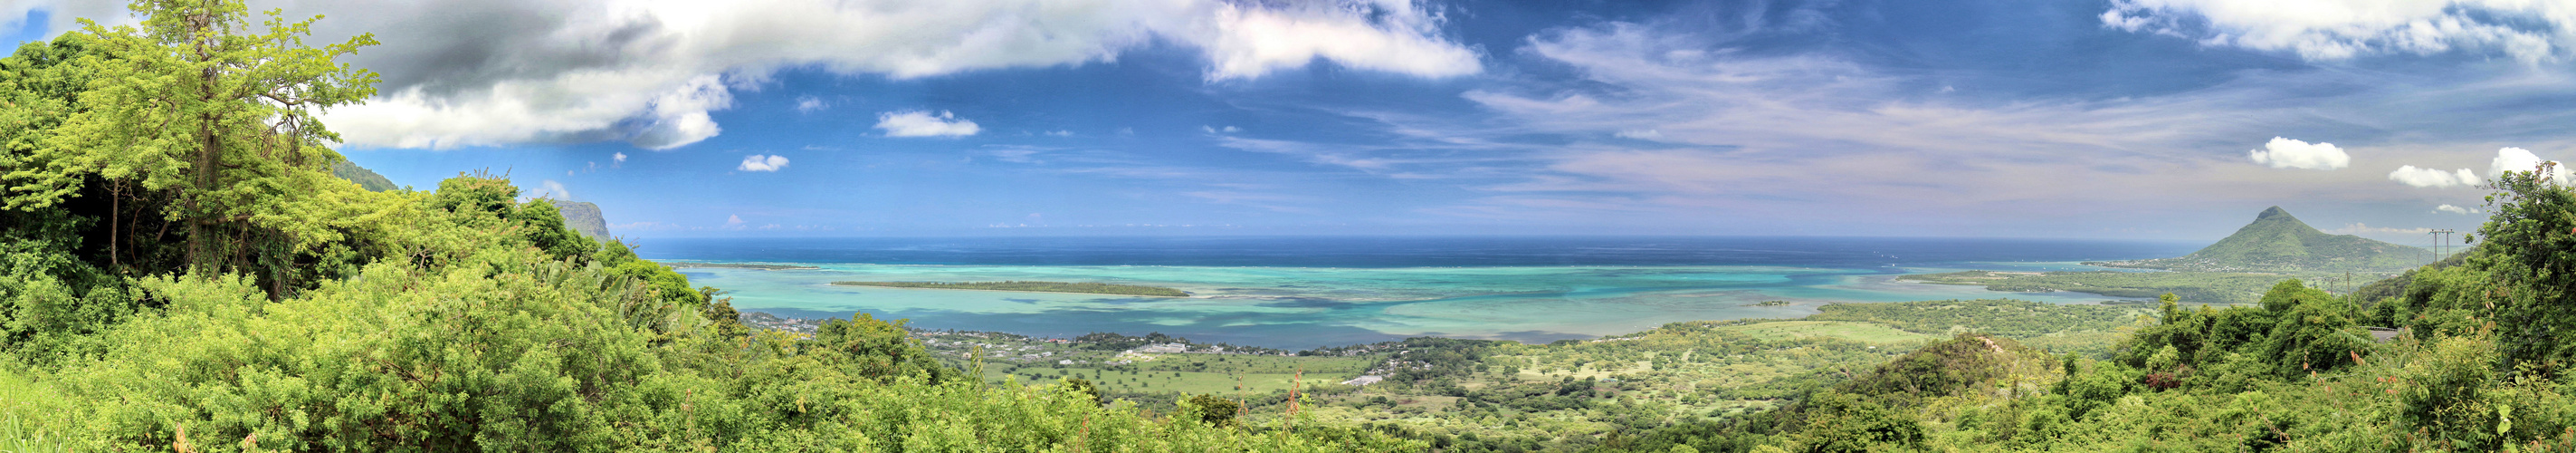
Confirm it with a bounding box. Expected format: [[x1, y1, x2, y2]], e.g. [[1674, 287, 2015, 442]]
[[2427, 229, 2457, 264]]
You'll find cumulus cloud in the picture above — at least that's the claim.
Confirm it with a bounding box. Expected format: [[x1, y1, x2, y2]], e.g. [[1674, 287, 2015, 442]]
[[795, 96, 827, 113], [67, 0, 1483, 150], [613, 152, 628, 163], [738, 154, 790, 171], [2435, 204, 2476, 215], [2490, 147, 2575, 182], [875, 111, 980, 137], [2247, 137, 2348, 170], [2388, 165, 2476, 188], [2101, 0, 2576, 63]]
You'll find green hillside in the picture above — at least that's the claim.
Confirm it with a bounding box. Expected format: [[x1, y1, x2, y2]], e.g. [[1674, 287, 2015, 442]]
[[2088, 206, 2426, 272], [328, 159, 397, 191], [552, 199, 612, 238]]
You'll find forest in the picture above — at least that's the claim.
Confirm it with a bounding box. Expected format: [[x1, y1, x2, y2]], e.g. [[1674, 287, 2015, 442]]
[[8, 1, 2576, 452]]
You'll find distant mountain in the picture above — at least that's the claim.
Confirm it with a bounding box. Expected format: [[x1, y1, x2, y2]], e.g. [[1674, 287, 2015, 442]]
[[2088, 207, 2428, 272], [329, 160, 398, 191], [554, 200, 613, 239]]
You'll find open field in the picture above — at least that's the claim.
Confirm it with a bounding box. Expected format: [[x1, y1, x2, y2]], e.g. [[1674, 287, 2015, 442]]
[[1708, 320, 1942, 343], [0, 368, 68, 453], [987, 367, 1349, 394]]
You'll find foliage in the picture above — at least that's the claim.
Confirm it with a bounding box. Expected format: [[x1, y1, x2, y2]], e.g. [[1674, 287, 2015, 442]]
[[1804, 298, 2142, 338], [831, 280, 1190, 297], [2466, 165, 2576, 373]]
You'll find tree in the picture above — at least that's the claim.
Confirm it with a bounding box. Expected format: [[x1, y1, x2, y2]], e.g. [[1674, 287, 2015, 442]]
[[16, 0, 379, 294], [2473, 163, 2576, 373]]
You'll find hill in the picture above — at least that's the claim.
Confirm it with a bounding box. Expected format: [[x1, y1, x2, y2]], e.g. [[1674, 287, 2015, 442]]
[[2086, 206, 2425, 272], [329, 159, 398, 191], [552, 199, 613, 238]]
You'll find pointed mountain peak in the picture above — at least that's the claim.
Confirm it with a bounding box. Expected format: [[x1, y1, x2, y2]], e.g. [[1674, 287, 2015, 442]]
[[2256, 206, 2293, 220], [2087, 204, 2422, 272]]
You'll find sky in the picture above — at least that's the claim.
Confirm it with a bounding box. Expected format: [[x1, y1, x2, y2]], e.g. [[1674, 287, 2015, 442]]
[[4, 0, 2572, 243]]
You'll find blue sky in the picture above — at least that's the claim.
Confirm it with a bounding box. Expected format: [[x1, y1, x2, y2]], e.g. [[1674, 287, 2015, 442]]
[[9, 0, 2574, 242]]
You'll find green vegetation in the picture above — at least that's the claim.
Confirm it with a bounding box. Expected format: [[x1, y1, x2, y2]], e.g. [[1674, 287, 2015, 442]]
[[1579, 169, 2576, 452], [328, 160, 397, 191], [1901, 270, 2313, 304], [2088, 206, 2428, 272], [1807, 298, 2142, 337], [834, 280, 1192, 297], [1704, 321, 1939, 343], [1805, 298, 2147, 356], [0, 3, 1415, 450]]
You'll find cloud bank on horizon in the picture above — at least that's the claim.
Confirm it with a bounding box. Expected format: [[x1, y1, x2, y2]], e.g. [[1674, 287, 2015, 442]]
[[5, 0, 2570, 240]]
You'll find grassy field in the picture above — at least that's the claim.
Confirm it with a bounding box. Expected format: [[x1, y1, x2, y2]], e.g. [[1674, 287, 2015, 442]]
[[987, 367, 1349, 394], [1118, 352, 1375, 374], [1708, 321, 1942, 343], [0, 368, 68, 453]]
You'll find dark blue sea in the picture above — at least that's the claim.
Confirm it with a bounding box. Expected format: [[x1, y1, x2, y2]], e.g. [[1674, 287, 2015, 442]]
[[634, 236, 2199, 269]]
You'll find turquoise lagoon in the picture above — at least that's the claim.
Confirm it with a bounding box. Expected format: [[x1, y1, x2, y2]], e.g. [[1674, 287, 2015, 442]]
[[644, 236, 2197, 349], [680, 262, 2145, 349]]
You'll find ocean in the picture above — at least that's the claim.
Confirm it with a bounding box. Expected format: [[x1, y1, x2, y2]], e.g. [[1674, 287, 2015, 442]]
[[634, 236, 2199, 349]]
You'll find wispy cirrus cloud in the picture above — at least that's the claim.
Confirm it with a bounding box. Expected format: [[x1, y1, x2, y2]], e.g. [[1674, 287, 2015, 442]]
[[2101, 0, 2576, 63]]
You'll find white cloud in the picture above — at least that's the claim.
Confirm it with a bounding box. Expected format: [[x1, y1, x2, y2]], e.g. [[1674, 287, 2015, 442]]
[[1404, 19, 2576, 231], [1196, 1, 1481, 80], [2247, 137, 2348, 170], [2490, 147, 2575, 182], [795, 96, 828, 113], [738, 154, 790, 171], [2388, 165, 2476, 188], [530, 179, 573, 200], [109, 0, 1478, 150], [2435, 204, 2476, 215], [1615, 129, 1663, 140], [612, 152, 628, 165], [1046, 130, 1073, 137], [2101, 0, 2576, 63], [725, 215, 747, 230], [875, 111, 981, 137]]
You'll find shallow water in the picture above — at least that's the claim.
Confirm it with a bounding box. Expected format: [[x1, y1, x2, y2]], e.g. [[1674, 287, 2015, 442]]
[[643, 236, 2194, 348]]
